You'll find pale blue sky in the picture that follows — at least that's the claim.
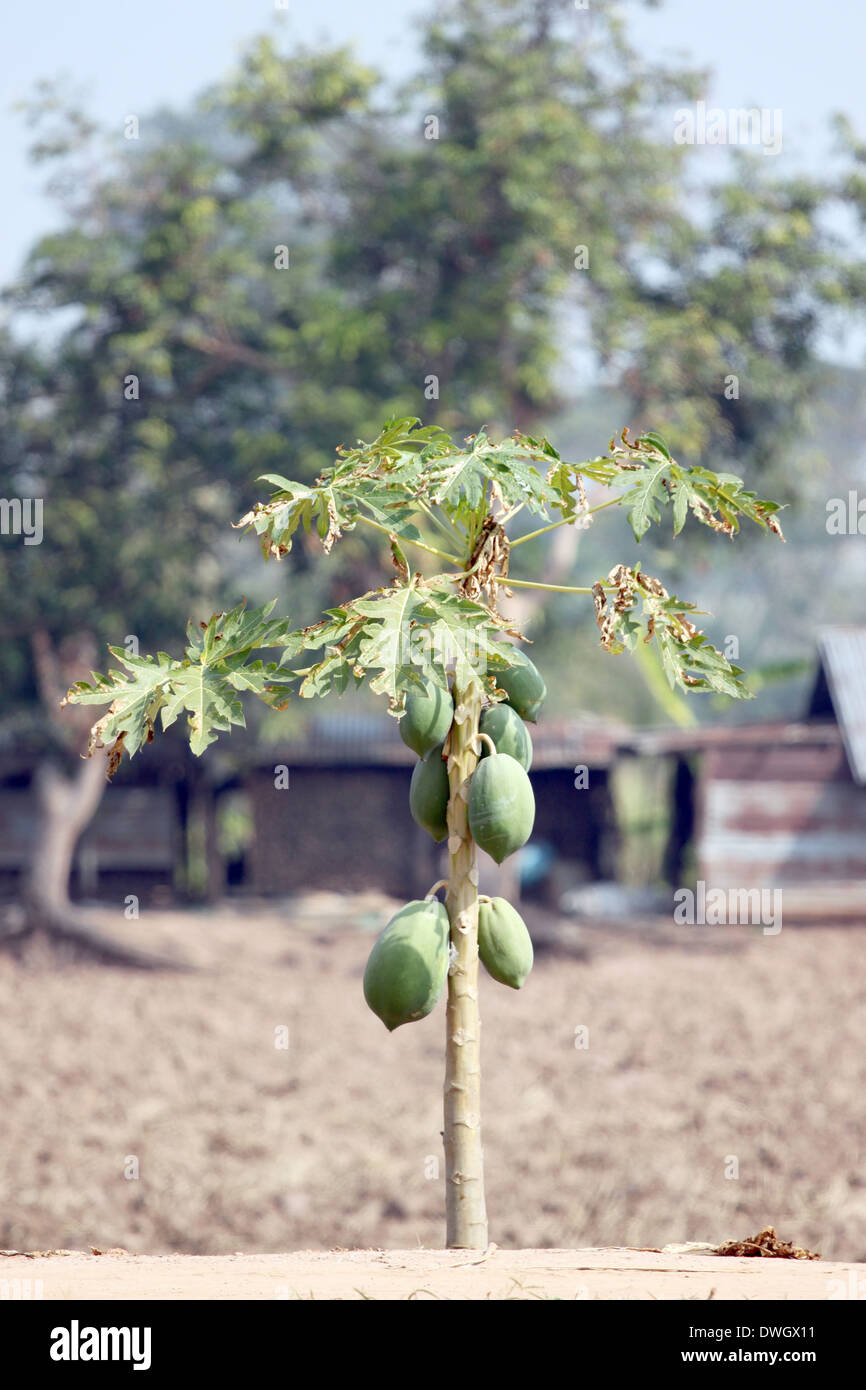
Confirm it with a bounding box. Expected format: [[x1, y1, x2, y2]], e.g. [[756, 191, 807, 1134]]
[[1, 0, 864, 289]]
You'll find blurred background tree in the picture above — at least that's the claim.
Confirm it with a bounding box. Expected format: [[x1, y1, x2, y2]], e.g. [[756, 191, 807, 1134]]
[[1, 0, 865, 924]]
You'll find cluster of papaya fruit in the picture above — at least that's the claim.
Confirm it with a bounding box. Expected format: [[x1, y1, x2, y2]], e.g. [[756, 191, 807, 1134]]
[[363, 654, 546, 1031], [362, 892, 535, 1031]]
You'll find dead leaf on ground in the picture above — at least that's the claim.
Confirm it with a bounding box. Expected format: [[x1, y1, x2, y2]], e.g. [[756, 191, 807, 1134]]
[[715, 1226, 821, 1260]]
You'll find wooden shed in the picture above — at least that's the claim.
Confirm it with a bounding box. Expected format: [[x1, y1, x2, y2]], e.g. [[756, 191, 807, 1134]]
[[0, 738, 215, 906], [241, 710, 622, 903], [633, 628, 866, 918]]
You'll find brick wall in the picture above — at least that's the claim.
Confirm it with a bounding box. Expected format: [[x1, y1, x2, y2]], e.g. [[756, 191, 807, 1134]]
[[246, 765, 441, 898], [246, 763, 612, 899]]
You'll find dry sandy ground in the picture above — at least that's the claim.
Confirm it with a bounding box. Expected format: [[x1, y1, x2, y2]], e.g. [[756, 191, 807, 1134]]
[[1, 895, 866, 1278], [2, 1246, 864, 1301]]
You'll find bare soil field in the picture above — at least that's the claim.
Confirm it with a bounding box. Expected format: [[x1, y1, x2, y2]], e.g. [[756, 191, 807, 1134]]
[[1, 896, 865, 1284]]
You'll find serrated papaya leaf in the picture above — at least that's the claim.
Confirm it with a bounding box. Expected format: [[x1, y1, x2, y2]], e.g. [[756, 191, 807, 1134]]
[[593, 564, 754, 699], [604, 435, 784, 542], [289, 578, 519, 706], [224, 660, 295, 695], [65, 652, 180, 757], [159, 668, 247, 755], [420, 591, 524, 699], [234, 488, 321, 559], [184, 598, 294, 664], [298, 648, 353, 698], [622, 458, 672, 540], [65, 599, 300, 768]]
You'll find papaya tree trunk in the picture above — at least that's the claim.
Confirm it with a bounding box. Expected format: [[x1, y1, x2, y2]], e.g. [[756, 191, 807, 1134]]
[[443, 680, 488, 1248]]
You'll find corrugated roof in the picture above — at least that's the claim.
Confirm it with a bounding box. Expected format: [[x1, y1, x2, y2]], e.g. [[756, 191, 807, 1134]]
[[817, 628, 866, 786]]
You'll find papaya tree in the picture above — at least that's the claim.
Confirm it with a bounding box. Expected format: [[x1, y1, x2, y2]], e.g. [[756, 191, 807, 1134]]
[[65, 416, 783, 1248]]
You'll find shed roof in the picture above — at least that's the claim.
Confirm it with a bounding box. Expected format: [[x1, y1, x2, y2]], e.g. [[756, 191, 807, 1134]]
[[815, 627, 866, 786], [251, 709, 623, 770], [626, 719, 842, 759], [625, 628, 866, 783]]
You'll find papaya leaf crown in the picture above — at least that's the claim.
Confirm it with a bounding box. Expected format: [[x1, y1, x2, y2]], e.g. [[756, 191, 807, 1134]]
[[235, 416, 784, 560], [65, 417, 783, 771]]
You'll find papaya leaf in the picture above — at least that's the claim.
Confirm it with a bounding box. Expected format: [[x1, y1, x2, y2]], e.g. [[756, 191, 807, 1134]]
[[64, 600, 297, 766], [235, 419, 622, 560], [603, 433, 785, 542], [636, 430, 672, 461], [591, 565, 753, 699], [283, 578, 521, 708], [621, 457, 671, 540]]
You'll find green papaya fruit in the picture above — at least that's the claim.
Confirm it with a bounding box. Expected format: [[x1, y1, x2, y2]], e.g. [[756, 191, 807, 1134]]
[[479, 703, 533, 771], [492, 653, 547, 723], [467, 752, 535, 863], [478, 897, 534, 989], [409, 743, 450, 842], [363, 898, 450, 1031], [399, 682, 454, 758]]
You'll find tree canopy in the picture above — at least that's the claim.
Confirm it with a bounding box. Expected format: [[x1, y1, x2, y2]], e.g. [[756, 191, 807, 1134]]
[[2, 0, 864, 736]]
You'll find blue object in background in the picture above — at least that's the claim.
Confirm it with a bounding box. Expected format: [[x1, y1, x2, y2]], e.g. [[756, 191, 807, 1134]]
[[519, 840, 555, 889]]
